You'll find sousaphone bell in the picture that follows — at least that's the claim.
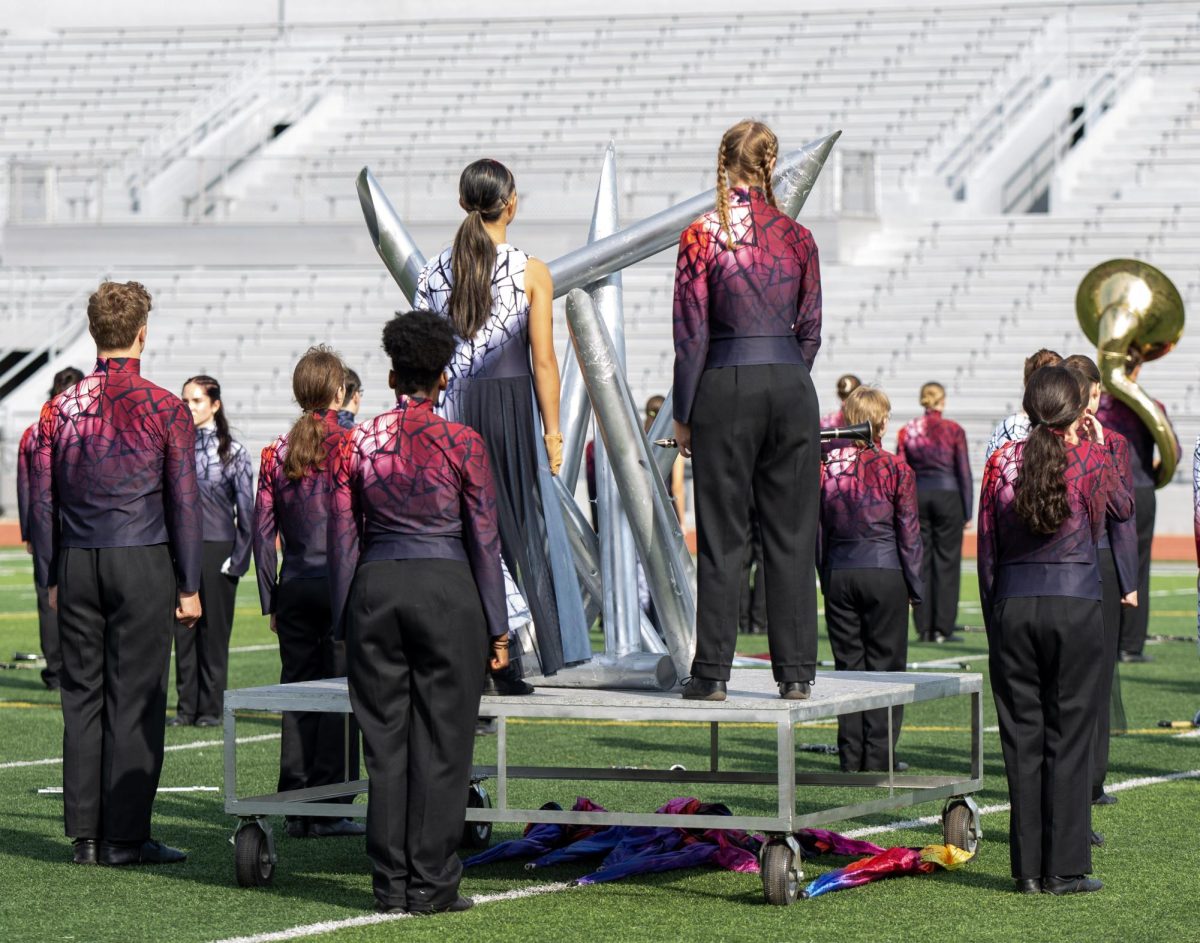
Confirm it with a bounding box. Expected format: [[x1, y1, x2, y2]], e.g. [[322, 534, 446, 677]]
[[1075, 258, 1184, 487]]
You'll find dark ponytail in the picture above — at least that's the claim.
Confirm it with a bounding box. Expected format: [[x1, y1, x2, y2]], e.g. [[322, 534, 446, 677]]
[[1014, 365, 1086, 535], [184, 374, 233, 464], [283, 345, 346, 481], [450, 159, 515, 340]]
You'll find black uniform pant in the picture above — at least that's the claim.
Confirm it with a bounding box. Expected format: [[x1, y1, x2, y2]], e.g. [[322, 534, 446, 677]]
[[346, 559, 488, 911], [173, 540, 237, 721], [36, 581, 62, 687], [690, 364, 819, 684], [1094, 548, 1123, 798], [57, 544, 176, 843], [823, 568, 909, 772], [738, 506, 767, 634], [989, 595, 1101, 880], [276, 577, 359, 821], [1118, 487, 1154, 656], [914, 489, 963, 638]]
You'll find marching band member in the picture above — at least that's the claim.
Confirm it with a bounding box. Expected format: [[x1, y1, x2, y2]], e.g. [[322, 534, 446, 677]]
[[979, 365, 1132, 895], [254, 346, 363, 839], [30, 281, 201, 866], [896, 382, 972, 643], [672, 119, 822, 701], [818, 385, 922, 771], [1095, 349, 1181, 663], [329, 310, 508, 914]]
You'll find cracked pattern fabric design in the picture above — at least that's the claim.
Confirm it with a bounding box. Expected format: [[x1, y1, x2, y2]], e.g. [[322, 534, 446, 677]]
[[253, 410, 348, 614], [194, 426, 253, 576], [415, 242, 532, 418], [1095, 393, 1181, 489], [328, 398, 506, 638], [16, 420, 38, 541], [984, 412, 1032, 462], [672, 186, 821, 423], [896, 409, 974, 519], [819, 445, 923, 602], [977, 438, 1132, 617], [29, 357, 202, 592]]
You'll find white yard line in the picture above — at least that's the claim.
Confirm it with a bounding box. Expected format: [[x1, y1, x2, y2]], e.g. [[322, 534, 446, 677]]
[[0, 732, 280, 770], [845, 767, 1200, 839], [230, 644, 279, 654], [206, 883, 574, 943]]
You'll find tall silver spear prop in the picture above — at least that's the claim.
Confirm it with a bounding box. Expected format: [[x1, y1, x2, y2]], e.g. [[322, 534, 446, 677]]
[[588, 143, 642, 659], [567, 288, 696, 681]]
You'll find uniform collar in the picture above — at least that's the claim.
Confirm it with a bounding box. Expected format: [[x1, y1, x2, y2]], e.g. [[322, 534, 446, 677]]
[[729, 186, 765, 206], [399, 396, 435, 413], [313, 408, 345, 430], [95, 357, 141, 375]]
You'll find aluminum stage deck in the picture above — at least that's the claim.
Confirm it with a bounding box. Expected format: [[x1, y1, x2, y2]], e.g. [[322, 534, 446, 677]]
[[223, 669, 984, 898]]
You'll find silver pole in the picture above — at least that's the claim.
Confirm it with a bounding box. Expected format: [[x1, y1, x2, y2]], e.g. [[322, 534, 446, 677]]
[[355, 167, 426, 303], [587, 143, 642, 659], [567, 288, 696, 682], [557, 349, 591, 492]]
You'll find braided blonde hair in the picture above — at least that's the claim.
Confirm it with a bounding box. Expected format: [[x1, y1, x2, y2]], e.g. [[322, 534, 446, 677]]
[[715, 120, 780, 247]]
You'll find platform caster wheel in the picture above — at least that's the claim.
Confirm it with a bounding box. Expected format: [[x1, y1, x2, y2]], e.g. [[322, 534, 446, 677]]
[[235, 822, 275, 887], [462, 782, 493, 849], [943, 799, 981, 856], [761, 839, 802, 906]]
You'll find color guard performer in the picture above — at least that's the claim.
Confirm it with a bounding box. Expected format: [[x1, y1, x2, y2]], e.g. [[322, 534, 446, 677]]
[[672, 120, 822, 701], [170, 376, 253, 727], [818, 386, 922, 772], [330, 310, 508, 915], [30, 281, 202, 866], [896, 382, 972, 643], [254, 346, 363, 839], [1095, 349, 1181, 663], [16, 365, 84, 690], [978, 365, 1132, 895]]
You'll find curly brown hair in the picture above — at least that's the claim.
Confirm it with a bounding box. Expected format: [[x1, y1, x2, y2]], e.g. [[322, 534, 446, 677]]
[[87, 281, 151, 350]]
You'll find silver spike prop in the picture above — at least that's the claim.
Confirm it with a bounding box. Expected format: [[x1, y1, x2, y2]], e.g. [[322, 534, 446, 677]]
[[566, 288, 696, 682]]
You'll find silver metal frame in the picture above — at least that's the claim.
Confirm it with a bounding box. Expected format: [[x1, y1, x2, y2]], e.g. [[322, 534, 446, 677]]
[[224, 669, 983, 834]]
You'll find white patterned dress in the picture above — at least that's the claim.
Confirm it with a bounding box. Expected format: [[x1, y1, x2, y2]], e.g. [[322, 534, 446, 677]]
[[416, 243, 566, 674]]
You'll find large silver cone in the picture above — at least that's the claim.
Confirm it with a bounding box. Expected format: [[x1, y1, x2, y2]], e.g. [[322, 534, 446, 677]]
[[356, 167, 426, 303], [546, 132, 841, 297], [557, 350, 591, 492], [587, 143, 642, 660], [566, 288, 696, 681]]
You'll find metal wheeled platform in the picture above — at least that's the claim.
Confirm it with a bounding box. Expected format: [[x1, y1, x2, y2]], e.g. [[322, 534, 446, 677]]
[[223, 668, 984, 903]]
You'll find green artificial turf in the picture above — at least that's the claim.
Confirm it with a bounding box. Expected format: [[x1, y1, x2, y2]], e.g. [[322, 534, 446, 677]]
[[0, 548, 1196, 943]]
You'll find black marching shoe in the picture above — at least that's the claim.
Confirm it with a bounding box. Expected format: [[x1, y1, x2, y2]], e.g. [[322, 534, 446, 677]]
[[1090, 830, 1105, 847], [1015, 878, 1042, 894], [682, 678, 727, 701], [778, 681, 811, 701], [71, 839, 98, 865], [284, 819, 309, 839], [1043, 875, 1103, 895], [1092, 791, 1118, 806], [195, 716, 220, 728], [99, 839, 187, 866], [410, 896, 474, 916], [1118, 651, 1153, 664], [484, 663, 535, 696], [375, 902, 406, 915], [308, 817, 366, 838], [167, 715, 193, 728]]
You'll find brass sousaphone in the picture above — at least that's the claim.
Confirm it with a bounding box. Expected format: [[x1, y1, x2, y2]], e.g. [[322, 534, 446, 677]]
[[1075, 259, 1184, 487]]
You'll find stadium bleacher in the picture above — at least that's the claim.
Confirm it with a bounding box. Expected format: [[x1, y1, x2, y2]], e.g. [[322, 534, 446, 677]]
[[3, 1, 1200, 524]]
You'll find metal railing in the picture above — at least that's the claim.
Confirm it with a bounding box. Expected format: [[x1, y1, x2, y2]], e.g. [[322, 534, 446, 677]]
[[1000, 35, 1144, 213]]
